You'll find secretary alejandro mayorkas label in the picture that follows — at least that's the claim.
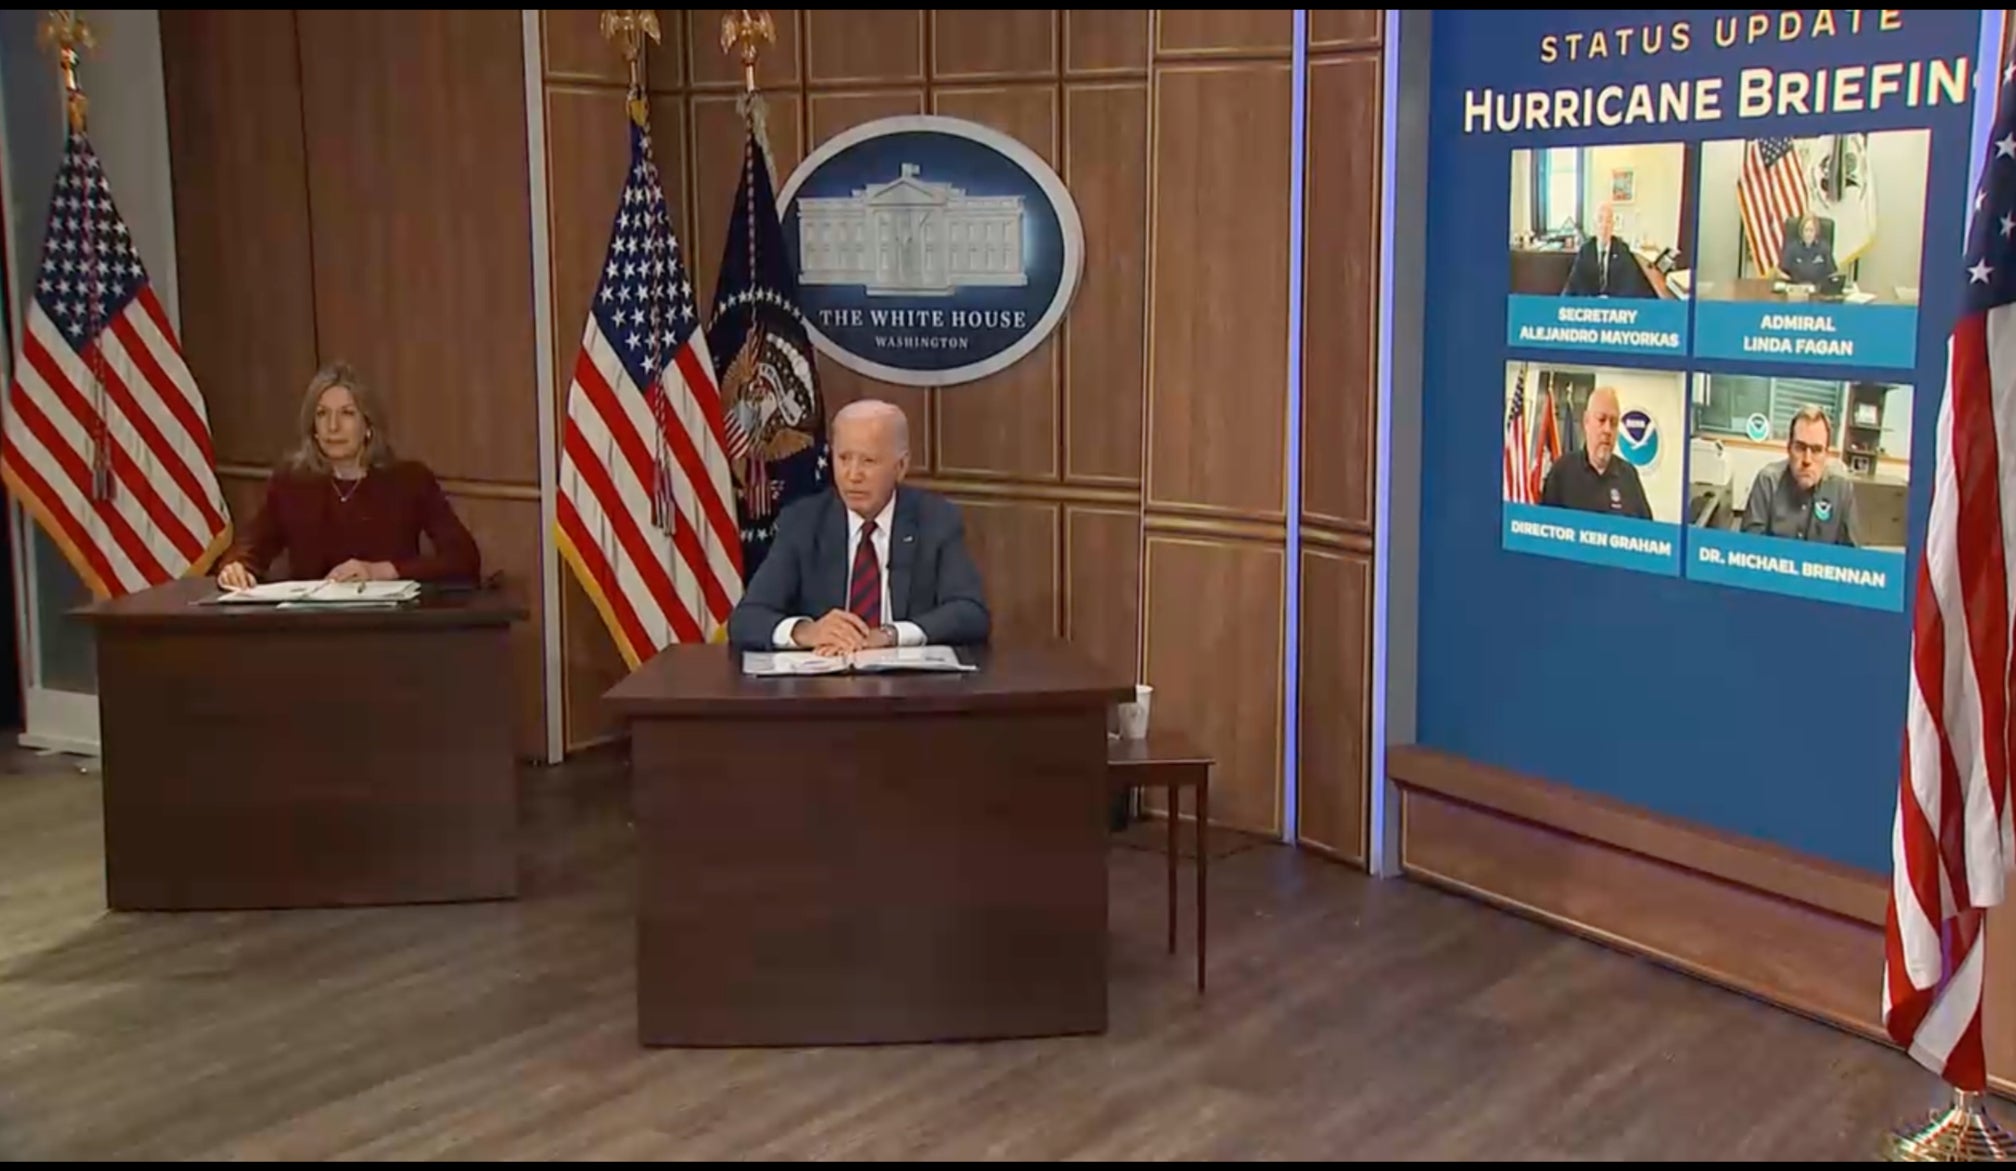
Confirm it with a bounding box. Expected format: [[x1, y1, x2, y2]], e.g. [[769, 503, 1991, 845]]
[[777, 115, 1085, 388]]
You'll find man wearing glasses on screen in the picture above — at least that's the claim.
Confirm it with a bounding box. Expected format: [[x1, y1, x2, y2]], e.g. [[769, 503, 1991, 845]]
[[1741, 404, 1859, 547]]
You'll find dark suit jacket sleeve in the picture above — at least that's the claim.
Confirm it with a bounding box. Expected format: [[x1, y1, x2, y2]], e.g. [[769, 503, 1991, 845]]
[[913, 502, 990, 645], [727, 498, 817, 651]]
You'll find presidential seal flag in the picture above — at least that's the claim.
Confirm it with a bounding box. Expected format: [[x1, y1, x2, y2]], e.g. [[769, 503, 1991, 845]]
[[555, 97, 742, 667], [706, 93, 827, 578]]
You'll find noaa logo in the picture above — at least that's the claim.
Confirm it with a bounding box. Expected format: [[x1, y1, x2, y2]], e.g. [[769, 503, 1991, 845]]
[[1745, 412, 1771, 442], [778, 115, 1084, 387], [1815, 498, 1834, 522], [1618, 407, 1660, 470]]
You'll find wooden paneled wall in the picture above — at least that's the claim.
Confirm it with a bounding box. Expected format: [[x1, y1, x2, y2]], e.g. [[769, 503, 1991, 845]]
[[1296, 10, 1383, 861], [160, 10, 547, 758], [1141, 11, 1293, 838], [161, 10, 1388, 848], [539, 9, 1166, 757], [550, 9, 1382, 840]]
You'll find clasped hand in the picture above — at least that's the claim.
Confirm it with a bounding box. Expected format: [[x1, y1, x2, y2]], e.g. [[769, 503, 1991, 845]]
[[793, 609, 892, 657]]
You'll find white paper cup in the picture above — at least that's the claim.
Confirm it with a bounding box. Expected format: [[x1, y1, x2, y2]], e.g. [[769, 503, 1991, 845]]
[[1119, 684, 1153, 740]]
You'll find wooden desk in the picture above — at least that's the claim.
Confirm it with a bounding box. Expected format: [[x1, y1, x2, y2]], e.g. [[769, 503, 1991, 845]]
[[77, 577, 526, 911], [1510, 247, 1574, 296], [1630, 251, 1677, 300], [1715, 277, 1903, 305], [1509, 246, 1672, 299], [607, 641, 1132, 1047]]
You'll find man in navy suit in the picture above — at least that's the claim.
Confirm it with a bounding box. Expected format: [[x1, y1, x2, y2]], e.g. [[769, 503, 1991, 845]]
[[1560, 202, 1652, 298], [728, 398, 991, 654]]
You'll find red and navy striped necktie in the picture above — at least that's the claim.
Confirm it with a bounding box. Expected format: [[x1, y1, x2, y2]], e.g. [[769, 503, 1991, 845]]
[[849, 519, 882, 626]]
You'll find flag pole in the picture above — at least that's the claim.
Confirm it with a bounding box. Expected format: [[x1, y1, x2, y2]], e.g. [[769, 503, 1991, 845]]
[[722, 11, 778, 182], [36, 10, 92, 136], [36, 10, 112, 504], [598, 9, 658, 128], [1885, 1090, 2016, 1161], [720, 9, 775, 96], [719, 8, 777, 525], [599, 10, 683, 537]]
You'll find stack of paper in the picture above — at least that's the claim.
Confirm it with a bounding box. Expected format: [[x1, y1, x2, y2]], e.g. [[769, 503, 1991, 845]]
[[218, 579, 422, 607], [741, 645, 976, 677]]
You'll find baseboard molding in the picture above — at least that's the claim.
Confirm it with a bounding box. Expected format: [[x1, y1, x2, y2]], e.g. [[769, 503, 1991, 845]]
[[17, 730, 100, 758], [1388, 745, 2016, 1100], [1390, 746, 1883, 924], [563, 730, 628, 758], [1399, 782, 1884, 1040], [1294, 835, 1364, 868]]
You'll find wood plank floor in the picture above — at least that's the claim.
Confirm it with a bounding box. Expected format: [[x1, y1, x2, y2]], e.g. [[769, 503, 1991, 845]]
[[0, 746, 1953, 1160]]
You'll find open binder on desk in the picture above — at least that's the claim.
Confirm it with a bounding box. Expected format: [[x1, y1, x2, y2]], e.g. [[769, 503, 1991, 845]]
[[210, 579, 423, 607], [741, 645, 976, 676]]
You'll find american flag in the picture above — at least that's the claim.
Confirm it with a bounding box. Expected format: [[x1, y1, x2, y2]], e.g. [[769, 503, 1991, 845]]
[[0, 129, 229, 597], [556, 114, 742, 668], [1503, 364, 1559, 505], [1503, 365, 1533, 504], [1880, 57, 2016, 1092], [1738, 137, 1808, 277]]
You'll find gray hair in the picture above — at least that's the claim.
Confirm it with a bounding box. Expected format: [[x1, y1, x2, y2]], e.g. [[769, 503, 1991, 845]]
[[833, 398, 909, 456]]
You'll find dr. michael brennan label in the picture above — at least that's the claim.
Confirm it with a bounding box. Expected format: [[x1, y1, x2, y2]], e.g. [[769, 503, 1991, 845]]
[[1688, 528, 1905, 610]]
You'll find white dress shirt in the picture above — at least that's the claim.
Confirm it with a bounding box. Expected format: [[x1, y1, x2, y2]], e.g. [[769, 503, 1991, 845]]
[[772, 492, 927, 649]]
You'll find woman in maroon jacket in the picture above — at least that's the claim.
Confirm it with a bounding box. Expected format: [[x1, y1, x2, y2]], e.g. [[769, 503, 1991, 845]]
[[217, 362, 481, 589]]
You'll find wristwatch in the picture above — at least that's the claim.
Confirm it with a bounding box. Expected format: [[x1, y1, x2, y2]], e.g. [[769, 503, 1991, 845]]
[[879, 624, 898, 646]]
